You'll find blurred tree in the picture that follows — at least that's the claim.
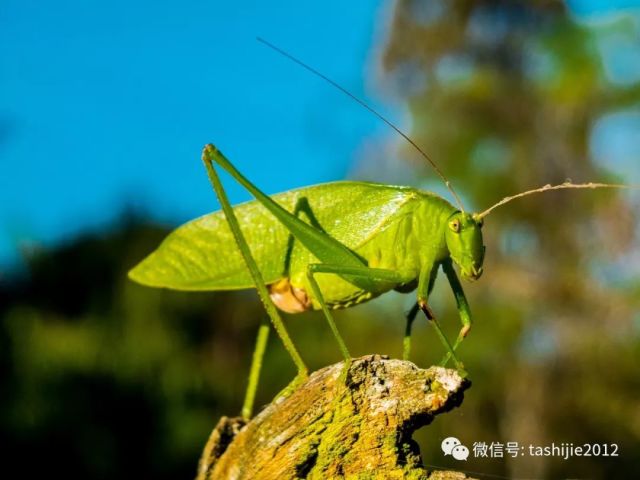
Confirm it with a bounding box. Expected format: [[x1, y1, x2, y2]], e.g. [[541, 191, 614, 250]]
[[379, 0, 640, 478], [0, 222, 272, 479]]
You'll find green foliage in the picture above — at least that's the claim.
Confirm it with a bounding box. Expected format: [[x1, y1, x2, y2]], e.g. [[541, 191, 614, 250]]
[[0, 224, 266, 478]]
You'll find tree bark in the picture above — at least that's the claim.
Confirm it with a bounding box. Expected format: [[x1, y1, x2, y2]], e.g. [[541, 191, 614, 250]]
[[197, 354, 475, 479]]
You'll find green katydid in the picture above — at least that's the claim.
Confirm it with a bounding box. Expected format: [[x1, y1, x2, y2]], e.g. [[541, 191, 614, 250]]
[[128, 41, 635, 420]]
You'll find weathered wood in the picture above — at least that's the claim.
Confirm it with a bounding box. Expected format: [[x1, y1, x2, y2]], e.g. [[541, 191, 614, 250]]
[[197, 354, 474, 479]]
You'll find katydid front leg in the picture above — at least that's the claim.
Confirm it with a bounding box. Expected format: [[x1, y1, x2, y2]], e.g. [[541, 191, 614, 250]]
[[440, 258, 473, 367], [403, 265, 438, 361], [416, 261, 464, 370]]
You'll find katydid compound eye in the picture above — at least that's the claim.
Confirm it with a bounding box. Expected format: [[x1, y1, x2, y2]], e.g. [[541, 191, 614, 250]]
[[449, 219, 461, 233]]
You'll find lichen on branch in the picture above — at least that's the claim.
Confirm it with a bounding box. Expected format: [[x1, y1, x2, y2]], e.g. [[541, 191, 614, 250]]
[[197, 354, 475, 479]]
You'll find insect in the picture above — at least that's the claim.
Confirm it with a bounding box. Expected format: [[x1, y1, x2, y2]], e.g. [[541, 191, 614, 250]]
[[128, 40, 634, 419]]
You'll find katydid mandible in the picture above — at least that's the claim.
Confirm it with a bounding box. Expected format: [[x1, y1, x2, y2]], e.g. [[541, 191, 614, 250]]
[[128, 41, 634, 419]]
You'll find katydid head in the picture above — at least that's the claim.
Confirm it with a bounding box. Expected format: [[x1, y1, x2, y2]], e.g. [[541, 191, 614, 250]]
[[445, 212, 485, 281]]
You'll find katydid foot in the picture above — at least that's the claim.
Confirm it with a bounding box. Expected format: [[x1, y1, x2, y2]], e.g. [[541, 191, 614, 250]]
[[338, 357, 353, 385], [273, 370, 309, 402]]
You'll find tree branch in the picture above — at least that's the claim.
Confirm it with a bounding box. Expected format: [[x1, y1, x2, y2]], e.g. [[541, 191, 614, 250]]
[[197, 354, 475, 479]]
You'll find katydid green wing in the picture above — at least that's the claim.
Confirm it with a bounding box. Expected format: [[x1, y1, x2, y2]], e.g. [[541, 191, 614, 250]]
[[128, 181, 420, 291]]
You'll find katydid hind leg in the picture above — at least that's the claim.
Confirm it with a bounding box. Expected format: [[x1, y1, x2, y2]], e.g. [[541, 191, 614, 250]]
[[204, 145, 410, 381], [201, 148, 308, 395], [283, 196, 326, 278], [203, 145, 462, 374], [203, 145, 372, 289], [241, 320, 270, 420]]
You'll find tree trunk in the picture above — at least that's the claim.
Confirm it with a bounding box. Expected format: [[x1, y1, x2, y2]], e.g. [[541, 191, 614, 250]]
[[197, 354, 475, 479]]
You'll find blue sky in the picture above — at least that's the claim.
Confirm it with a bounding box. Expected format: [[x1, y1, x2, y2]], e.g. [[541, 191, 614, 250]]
[[0, 1, 394, 269], [1, 0, 639, 271]]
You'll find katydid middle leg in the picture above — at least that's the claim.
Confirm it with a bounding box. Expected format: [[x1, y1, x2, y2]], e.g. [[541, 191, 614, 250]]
[[307, 261, 464, 371], [306, 263, 414, 378]]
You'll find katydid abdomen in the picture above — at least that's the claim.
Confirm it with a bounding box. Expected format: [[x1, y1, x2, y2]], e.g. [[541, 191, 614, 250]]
[[286, 191, 454, 309], [129, 180, 456, 310]]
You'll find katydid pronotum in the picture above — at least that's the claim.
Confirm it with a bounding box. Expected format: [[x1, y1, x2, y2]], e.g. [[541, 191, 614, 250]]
[[128, 41, 635, 420]]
